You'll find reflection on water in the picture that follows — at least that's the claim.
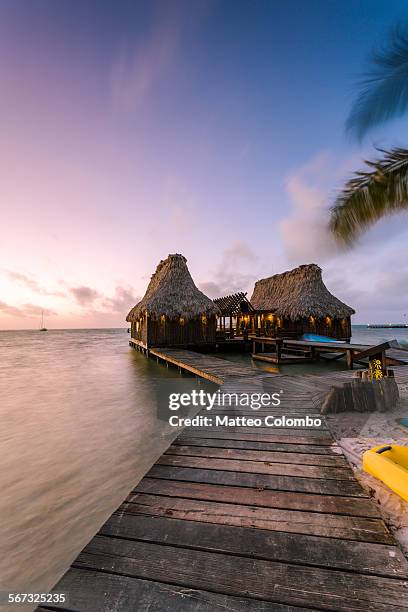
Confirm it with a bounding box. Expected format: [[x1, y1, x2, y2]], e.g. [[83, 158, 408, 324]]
[[0, 329, 208, 599]]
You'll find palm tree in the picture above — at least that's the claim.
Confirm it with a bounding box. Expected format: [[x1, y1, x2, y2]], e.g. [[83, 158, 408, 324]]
[[330, 26, 408, 243]]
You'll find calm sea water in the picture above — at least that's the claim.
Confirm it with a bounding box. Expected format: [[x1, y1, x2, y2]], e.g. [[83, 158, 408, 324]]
[[0, 329, 210, 601], [351, 324, 408, 346]]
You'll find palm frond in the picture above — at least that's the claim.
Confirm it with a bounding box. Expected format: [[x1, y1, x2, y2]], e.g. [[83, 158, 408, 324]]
[[346, 25, 408, 139], [329, 147, 408, 243]]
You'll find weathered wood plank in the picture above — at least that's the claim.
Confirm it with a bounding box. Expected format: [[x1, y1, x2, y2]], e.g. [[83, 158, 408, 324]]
[[42, 568, 307, 612], [101, 513, 407, 578], [182, 424, 331, 435], [183, 426, 330, 435], [147, 464, 368, 496], [123, 493, 393, 543], [156, 454, 354, 480], [165, 444, 349, 467], [177, 430, 335, 445], [76, 536, 407, 610], [174, 436, 342, 455], [134, 478, 380, 517], [149, 347, 262, 384]]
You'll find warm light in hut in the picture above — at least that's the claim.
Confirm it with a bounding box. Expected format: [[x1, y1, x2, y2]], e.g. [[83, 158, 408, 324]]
[[160, 314, 166, 325], [201, 315, 207, 325], [325, 316, 332, 325], [179, 317, 185, 326]]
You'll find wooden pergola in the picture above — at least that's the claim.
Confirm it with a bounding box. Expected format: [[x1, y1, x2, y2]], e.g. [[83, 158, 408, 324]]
[[213, 292, 255, 338]]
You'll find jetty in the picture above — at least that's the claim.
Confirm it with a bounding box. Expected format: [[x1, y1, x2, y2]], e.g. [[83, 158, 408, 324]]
[[368, 323, 408, 329], [148, 346, 257, 385], [42, 352, 408, 611]]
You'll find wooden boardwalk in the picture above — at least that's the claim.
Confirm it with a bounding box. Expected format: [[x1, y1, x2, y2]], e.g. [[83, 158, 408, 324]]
[[40, 354, 408, 611], [148, 346, 258, 384]]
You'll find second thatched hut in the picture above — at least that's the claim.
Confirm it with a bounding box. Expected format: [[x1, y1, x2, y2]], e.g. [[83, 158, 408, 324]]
[[126, 254, 220, 348], [250, 263, 355, 340]]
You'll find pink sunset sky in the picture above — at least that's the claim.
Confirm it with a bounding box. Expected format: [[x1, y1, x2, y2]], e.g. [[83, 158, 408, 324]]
[[1, 1, 408, 329]]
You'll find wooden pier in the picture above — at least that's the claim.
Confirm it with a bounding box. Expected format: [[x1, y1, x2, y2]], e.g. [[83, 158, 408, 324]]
[[41, 350, 408, 611], [148, 347, 257, 384]]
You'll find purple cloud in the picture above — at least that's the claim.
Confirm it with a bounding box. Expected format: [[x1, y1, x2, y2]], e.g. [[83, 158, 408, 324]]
[[70, 286, 100, 306]]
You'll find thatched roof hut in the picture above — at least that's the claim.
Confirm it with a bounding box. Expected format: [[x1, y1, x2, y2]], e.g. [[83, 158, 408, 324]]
[[250, 264, 354, 340], [251, 264, 354, 319], [126, 254, 219, 348], [126, 254, 219, 322]]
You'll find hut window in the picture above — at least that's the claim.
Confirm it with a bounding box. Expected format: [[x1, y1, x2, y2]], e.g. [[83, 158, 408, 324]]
[[325, 316, 332, 326], [136, 321, 139, 332], [160, 315, 166, 325], [201, 315, 207, 325], [179, 317, 185, 326]]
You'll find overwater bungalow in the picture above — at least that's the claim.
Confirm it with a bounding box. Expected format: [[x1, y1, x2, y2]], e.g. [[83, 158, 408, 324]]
[[250, 263, 355, 341], [126, 254, 220, 349]]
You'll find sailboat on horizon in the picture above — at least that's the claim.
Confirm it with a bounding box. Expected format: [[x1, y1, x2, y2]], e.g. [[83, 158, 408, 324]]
[[39, 311, 47, 332]]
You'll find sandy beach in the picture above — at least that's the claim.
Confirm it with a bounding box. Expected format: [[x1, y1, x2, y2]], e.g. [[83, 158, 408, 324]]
[[327, 383, 408, 556]]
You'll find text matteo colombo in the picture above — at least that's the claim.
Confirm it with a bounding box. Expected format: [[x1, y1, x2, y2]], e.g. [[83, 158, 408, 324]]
[[168, 415, 322, 427]]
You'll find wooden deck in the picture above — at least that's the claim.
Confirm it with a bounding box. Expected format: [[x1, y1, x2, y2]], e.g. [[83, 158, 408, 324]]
[[41, 356, 408, 611], [252, 352, 313, 364], [149, 346, 258, 384], [249, 335, 408, 367]]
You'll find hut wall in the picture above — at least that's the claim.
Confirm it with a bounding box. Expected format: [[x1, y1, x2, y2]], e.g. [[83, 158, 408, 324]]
[[302, 316, 351, 340], [255, 314, 352, 341], [280, 316, 352, 340], [146, 316, 217, 347], [253, 314, 302, 338], [130, 318, 148, 344]]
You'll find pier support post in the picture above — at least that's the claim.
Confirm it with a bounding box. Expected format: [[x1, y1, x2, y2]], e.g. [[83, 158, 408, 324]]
[[276, 339, 282, 362]]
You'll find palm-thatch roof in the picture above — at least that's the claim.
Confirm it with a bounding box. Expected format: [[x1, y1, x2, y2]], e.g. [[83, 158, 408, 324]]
[[126, 254, 220, 322], [250, 264, 355, 320]]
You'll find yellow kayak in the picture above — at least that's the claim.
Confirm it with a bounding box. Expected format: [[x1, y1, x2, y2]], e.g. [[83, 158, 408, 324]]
[[363, 445, 408, 502]]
